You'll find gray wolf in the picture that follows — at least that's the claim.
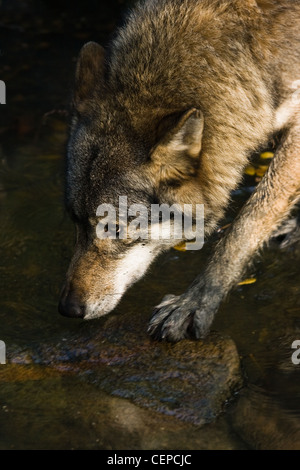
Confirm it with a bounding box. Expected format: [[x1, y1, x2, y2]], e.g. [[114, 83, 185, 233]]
[[59, 0, 300, 341]]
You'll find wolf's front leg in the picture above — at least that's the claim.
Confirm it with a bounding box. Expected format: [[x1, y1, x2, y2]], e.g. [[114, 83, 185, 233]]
[[149, 117, 300, 342]]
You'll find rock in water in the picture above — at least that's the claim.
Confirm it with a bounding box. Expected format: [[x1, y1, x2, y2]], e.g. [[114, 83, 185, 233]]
[[9, 331, 242, 426]]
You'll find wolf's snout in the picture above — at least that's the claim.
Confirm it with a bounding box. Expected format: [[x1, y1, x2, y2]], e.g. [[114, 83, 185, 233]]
[[58, 285, 85, 319]]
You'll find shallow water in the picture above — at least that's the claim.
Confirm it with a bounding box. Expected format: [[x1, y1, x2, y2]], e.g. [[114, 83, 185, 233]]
[[0, 1, 299, 450]]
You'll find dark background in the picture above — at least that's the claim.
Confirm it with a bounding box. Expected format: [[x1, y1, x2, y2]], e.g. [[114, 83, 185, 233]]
[[0, 0, 135, 136]]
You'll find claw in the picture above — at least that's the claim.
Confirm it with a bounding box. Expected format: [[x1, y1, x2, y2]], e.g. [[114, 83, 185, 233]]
[[148, 293, 218, 342], [148, 293, 197, 342], [148, 282, 222, 342], [154, 294, 179, 310]]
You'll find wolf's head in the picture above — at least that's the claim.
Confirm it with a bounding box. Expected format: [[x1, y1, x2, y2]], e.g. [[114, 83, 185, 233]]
[[59, 42, 207, 320]]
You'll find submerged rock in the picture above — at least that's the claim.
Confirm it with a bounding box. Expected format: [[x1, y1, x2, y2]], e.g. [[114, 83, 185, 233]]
[[8, 330, 242, 427]]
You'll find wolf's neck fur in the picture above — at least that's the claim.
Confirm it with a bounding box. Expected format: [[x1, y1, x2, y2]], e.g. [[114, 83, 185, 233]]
[[106, 0, 280, 228]]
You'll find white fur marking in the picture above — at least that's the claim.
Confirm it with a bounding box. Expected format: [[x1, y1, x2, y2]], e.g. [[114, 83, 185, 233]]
[[84, 243, 162, 319]]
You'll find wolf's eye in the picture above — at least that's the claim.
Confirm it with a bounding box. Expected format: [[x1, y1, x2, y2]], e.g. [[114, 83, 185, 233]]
[[103, 223, 120, 238]]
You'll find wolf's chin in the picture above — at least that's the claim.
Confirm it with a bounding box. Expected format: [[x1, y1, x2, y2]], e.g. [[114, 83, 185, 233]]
[[83, 294, 123, 320]]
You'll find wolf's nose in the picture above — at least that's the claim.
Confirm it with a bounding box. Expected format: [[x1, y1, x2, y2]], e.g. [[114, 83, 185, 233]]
[[58, 286, 85, 318]]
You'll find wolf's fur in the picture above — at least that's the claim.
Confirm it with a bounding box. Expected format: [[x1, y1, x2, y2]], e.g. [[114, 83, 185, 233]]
[[59, 0, 300, 340]]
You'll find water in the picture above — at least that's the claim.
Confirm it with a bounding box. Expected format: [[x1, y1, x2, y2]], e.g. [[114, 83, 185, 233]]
[[0, 0, 299, 450]]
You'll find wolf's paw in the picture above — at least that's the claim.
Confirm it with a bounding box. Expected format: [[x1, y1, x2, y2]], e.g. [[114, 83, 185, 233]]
[[148, 293, 214, 342]]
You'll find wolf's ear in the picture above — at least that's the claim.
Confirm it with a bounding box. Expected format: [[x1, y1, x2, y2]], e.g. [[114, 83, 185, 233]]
[[73, 42, 105, 113], [150, 108, 204, 181]]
